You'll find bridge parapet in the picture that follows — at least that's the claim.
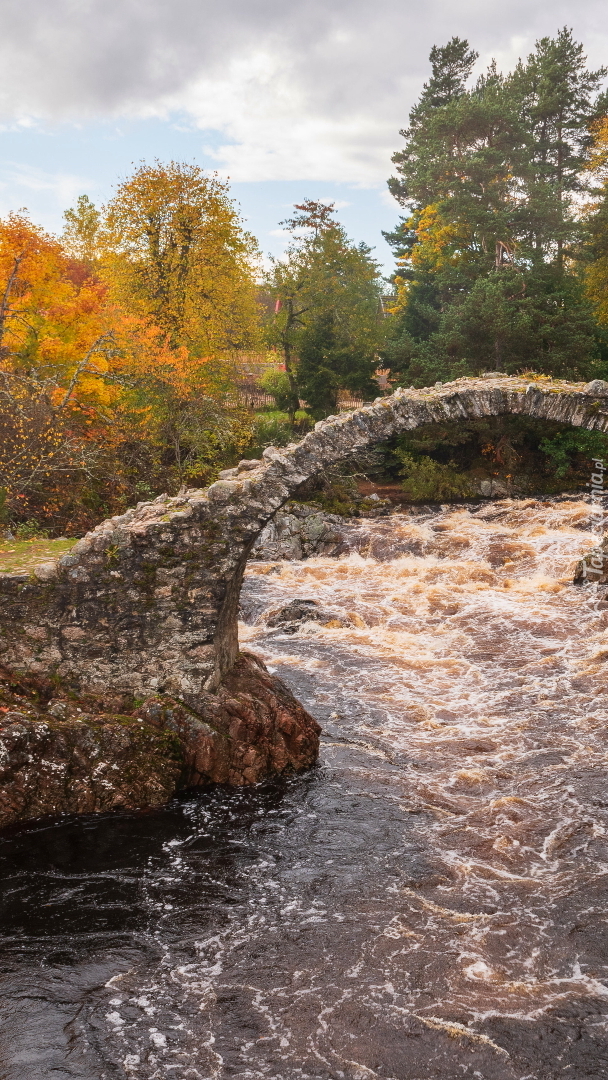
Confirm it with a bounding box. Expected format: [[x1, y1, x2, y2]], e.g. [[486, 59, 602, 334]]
[[1, 375, 606, 695]]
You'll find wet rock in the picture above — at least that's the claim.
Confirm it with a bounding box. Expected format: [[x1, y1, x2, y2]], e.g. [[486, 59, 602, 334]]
[[265, 599, 326, 632], [0, 654, 321, 830], [251, 505, 346, 561], [0, 712, 183, 828], [574, 541, 608, 585], [170, 652, 321, 787], [262, 598, 355, 633]]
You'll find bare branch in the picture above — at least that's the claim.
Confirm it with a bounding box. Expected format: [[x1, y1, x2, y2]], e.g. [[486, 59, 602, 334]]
[[58, 333, 116, 410], [0, 248, 28, 350]]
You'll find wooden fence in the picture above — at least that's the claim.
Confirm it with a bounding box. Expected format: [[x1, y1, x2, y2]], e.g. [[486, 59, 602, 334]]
[[235, 391, 367, 412]]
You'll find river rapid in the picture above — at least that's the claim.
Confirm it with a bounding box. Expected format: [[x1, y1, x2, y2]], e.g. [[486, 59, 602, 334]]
[[2, 499, 608, 1080]]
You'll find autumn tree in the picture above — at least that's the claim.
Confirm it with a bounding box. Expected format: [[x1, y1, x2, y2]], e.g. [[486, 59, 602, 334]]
[[0, 212, 128, 527], [0, 164, 266, 534], [62, 195, 101, 266], [0, 213, 256, 532], [102, 161, 260, 358], [97, 162, 262, 491]]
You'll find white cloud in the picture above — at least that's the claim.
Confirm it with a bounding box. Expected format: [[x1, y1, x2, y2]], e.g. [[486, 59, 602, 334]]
[[161, 48, 397, 184], [0, 0, 607, 184], [0, 163, 95, 221]]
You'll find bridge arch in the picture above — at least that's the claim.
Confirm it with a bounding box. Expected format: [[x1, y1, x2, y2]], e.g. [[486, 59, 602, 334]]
[[1, 375, 607, 695]]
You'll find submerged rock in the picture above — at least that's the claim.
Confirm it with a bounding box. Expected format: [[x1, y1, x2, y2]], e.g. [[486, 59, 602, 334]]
[[265, 599, 327, 632], [0, 653, 321, 830], [262, 598, 360, 633]]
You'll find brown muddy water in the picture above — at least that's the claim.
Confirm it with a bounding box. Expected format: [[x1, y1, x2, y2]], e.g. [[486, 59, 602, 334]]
[[2, 499, 608, 1080]]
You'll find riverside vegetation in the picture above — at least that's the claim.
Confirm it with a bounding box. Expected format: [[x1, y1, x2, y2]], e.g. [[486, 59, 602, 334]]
[[6, 30, 608, 544], [5, 35, 608, 1077], [4, 30, 608, 824]]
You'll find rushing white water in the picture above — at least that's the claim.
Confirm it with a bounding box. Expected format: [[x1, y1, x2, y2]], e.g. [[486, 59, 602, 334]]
[[2, 498, 608, 1080], [240, 502, 608, 1012]]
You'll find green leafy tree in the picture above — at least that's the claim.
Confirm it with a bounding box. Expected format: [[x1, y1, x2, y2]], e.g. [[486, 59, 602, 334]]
[[62, 195, 101, 265], [396, 451, 474, 501], [265, 201, 384, 419], [259, 368, 293, 412]]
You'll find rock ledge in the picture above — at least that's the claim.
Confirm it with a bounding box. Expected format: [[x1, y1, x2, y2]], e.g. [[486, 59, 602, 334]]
[[0, 653, 320, 831]]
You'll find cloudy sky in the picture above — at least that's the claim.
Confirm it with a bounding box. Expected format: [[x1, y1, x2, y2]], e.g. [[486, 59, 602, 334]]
[[1, 0, 607, 271]]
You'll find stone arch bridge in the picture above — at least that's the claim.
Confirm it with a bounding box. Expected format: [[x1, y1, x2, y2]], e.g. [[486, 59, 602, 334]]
[[2, 375, 607, 697]]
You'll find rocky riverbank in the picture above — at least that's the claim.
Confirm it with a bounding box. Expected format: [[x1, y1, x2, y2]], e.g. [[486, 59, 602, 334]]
[[251, 504, 347, 560], [250, 498, 394, 560], [0, 653, 320, 830]]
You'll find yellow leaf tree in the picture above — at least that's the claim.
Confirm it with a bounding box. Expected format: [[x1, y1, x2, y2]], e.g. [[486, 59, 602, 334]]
[[102, 161, 261, 358]]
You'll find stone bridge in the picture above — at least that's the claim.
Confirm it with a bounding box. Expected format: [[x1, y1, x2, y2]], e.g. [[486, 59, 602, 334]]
[[2, 374, 608, 697]]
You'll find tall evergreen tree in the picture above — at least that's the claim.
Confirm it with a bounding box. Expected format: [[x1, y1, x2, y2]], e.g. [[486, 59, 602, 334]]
[[384, 29, 606, 384], [265, 203, 383, 418], [514, 28, 607, 265], [585, 118, 608, 326]]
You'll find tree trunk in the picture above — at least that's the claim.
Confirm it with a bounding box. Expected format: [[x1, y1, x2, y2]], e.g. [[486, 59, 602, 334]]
[[282, 301, 301, 424]]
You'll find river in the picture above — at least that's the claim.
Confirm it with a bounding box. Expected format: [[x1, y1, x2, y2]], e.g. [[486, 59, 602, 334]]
[[1, 499, 608, 1080]]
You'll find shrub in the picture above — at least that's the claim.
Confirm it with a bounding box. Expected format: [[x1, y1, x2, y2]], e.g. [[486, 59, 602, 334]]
[[396, 451, 474, 501], [259, 370, 294, 412], [14, 520, 50, 540], [539, 429, 608, 478]]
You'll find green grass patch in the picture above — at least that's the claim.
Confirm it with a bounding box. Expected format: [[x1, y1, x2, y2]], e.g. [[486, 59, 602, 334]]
[[0, 537, 78, 574]]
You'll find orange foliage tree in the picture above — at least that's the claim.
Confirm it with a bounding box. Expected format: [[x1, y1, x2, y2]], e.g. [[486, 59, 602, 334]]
[[0, 166, 260, 535], [0, 212, 131, 530]]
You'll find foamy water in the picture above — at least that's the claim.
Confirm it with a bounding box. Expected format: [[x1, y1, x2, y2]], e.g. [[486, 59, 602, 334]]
[[1, 499, 608, 1079]]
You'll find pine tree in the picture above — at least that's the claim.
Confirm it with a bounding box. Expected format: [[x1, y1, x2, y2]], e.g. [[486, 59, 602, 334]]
[[510, 28, 606, 269], [384, 29, 605, 384]]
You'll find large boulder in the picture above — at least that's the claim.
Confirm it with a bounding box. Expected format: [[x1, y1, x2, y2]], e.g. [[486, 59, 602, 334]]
[[0, 653, 320, 830], [147, 652, 321, 787]]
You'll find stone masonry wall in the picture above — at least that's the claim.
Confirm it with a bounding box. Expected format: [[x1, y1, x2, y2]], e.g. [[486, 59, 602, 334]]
[[2, 375, 608, 697]]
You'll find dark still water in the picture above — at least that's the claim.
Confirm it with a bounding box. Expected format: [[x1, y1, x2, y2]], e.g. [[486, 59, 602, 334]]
[[2, 501, 608, 1080]]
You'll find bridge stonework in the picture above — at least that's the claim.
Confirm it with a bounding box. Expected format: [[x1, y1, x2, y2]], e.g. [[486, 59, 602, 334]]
[[1, 375, 607, 696]]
